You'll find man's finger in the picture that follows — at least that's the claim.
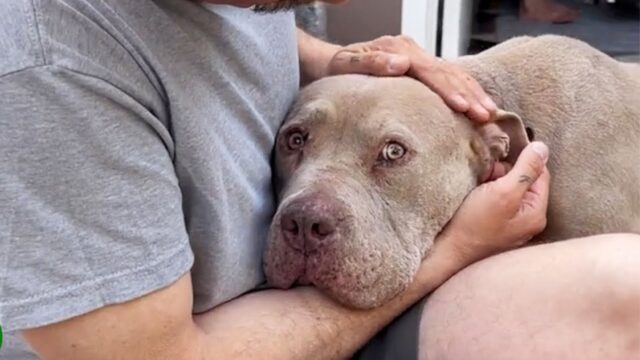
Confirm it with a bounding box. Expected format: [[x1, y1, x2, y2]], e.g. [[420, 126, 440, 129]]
[[466, 77, 497, 122], [527, 166, 550, 197], [328, 50, 411, 76], [517, 166, 551, 234], [520, 167, 551, 209], [467, 102, 490, 123], [495, 141, 549, 199], [416, 71, 471, 113]]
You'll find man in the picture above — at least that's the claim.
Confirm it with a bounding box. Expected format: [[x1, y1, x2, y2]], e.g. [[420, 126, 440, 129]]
[[0, 0, 638, 359]]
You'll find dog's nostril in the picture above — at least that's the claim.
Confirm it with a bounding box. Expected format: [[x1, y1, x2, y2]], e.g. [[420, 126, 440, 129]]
[[282, 217, 299, 235], [281, 214, 304, 251], [311, 221, 334, 238]]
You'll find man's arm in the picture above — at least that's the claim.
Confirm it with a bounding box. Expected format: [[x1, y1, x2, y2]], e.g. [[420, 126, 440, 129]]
[[22, 229, 465, 360], [297, 28, 341, 85], [23, 142, 550, 360]]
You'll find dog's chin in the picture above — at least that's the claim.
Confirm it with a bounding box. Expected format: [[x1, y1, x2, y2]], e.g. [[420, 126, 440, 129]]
[[265, 241, 393, 307], [317, 276, 405, 309], [305, 258, 404, 309]]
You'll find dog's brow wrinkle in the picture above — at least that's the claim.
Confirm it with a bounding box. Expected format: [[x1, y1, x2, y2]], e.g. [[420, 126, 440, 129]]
[[293, 102, 330, 128]]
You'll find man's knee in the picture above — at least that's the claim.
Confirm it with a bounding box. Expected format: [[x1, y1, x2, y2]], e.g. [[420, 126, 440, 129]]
[[418, 233, 640, 360], [584, 234, 640, 344]]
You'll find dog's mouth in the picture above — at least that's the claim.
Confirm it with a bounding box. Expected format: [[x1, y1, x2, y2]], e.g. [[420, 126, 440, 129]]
[[285, 251, 326, 286], [480, 160, 512, 183], [297, 249, 387, 305], [481, 135, 537, 183], [266, 214, 387, 297], [283, 235, 350, 286], [297, 272, 312, 285]]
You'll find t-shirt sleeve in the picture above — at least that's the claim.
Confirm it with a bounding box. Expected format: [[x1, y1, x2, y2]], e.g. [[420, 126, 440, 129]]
[[0, 65, 194, 332]]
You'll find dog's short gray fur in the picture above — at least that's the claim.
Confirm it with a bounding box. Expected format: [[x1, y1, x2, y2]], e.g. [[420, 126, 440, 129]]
[[264, 35, 640, 308]]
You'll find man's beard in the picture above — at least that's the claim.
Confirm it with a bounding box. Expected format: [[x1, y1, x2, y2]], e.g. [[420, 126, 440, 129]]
[[252, 0, 317, 13]]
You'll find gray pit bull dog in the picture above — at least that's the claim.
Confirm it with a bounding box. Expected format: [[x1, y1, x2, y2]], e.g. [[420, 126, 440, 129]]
[[264, 35, 640, 309]]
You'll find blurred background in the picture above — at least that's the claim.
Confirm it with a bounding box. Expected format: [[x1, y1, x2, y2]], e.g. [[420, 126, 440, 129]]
[[295, 0, 640, 62]]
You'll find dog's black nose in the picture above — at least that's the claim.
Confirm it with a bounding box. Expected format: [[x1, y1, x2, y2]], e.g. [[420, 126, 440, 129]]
[[280, 193, 340, 254]]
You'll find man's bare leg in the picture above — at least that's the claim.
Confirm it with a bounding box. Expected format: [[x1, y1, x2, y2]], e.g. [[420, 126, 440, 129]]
[[419, 234, 640, 360], [520, 0, 580, 23]]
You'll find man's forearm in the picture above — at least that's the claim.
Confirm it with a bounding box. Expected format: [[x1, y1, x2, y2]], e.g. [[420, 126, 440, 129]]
[[194, 231, 470, 360], [297, 28, 341, 85]]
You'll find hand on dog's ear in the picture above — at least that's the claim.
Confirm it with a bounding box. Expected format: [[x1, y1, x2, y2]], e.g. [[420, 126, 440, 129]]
[[470, 110, 531, 182]]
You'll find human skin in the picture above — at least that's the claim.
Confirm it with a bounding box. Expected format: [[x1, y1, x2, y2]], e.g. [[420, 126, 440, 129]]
[[419, 234, 640, 360]]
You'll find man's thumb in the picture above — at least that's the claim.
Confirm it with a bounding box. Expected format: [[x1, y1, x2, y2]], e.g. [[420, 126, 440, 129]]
[[497, 141, 549, 195]]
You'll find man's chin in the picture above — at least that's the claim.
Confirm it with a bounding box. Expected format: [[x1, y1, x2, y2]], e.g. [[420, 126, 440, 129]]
[[200, 0, 347, 13], [252, 0, 317, 13]]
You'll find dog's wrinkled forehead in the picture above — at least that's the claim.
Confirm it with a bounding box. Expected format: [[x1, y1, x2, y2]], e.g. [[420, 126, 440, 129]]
[[284, 76, 376, 128], [284, 98, 336, 129], [283, 75, 452, 138]]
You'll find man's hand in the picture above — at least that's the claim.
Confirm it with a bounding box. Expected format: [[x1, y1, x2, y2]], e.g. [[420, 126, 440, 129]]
[[441, 141, 551, 263], [326, 35, 497, 122], [297, 31, 495, 122]]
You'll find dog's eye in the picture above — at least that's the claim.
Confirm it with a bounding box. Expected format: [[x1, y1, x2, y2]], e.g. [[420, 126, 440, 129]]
[[381, 142, 406, 161], [287, 131, 306, 150]]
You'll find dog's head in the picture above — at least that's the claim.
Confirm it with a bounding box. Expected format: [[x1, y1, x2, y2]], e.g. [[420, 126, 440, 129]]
[[263, 75, 528, 308]]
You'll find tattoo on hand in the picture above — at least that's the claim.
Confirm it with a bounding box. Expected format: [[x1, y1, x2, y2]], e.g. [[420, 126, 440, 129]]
[[519, 175, 532, 184], [350, 55, 361, 64]]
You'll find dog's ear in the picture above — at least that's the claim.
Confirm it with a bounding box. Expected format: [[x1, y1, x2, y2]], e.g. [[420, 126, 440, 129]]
[[475, 110, 530, 165]]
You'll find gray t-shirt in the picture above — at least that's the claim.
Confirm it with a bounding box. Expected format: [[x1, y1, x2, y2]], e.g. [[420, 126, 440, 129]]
[[0, 0, 299, 357]]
